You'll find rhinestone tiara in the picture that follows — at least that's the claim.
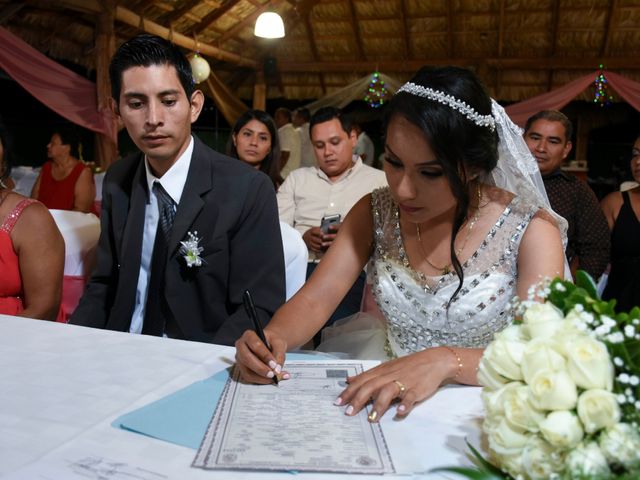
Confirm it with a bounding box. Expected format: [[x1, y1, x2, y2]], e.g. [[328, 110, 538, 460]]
[[396, 82, 496, 131]]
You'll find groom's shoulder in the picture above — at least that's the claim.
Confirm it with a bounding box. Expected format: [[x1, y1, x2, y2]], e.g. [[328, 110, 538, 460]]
[[104, 151, 142, 184]]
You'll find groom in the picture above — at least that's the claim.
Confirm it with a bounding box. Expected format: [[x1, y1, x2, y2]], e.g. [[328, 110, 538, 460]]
[[70, 34, 285, 345]]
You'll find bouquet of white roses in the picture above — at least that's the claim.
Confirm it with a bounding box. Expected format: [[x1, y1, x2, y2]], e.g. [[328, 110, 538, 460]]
[[443, 272, 639, 480]]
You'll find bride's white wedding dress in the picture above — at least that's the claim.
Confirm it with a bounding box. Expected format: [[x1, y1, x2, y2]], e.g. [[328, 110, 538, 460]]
[[317, 187, 541, 360]]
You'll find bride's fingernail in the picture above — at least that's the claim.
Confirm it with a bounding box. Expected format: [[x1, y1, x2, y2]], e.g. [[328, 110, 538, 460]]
[[397, 404, 406, 413], [268, 360, 277, 369], [334, 397, 343, 406], [282, 372, 291, 380], [345, 405, 354, 415], [266, 370, 275, 378], [275, 364, 282, 374]]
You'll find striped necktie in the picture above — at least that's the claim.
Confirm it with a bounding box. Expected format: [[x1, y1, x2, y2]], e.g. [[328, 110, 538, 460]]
[[153, 181, 176, 243]]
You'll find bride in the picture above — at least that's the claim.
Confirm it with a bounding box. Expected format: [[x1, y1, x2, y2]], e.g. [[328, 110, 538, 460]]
[[235, 66, 567, 422]]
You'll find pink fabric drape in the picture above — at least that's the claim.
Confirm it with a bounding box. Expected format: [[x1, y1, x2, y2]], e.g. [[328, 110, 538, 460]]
[[505, 71, 640, 127], [0, 27, 116, 142], [505, 73, 595, 127], [606, 72, 640, 112]]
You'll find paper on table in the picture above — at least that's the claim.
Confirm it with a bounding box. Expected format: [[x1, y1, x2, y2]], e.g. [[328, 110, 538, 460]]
[[193, 361, 395, 474], [114, 368, 231, 449], [113, 352, 330, 449]]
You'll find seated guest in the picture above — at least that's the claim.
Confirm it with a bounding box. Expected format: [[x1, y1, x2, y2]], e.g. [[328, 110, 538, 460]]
[[600, 134, 640, 311], [31, 128, 96, 213], [70, 34, 285, 345], [0, 118, 64, 320], [227, 109, 282, 188], [274, 108, 301, 179], [227, 109, 307, 299], [293, 108, 315, 168], [277, 107, 387, 336], [353, 122, 375, 167], [523, 110, 610, 280]]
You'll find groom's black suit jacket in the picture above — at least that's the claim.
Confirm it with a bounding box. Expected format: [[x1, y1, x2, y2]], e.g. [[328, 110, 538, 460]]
[[70, 136, 286, 345]]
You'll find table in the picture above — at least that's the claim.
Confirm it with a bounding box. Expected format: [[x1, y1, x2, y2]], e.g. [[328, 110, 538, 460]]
[[0, 315, 485, 479]]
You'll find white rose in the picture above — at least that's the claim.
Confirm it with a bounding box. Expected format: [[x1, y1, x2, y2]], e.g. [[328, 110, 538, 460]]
[[520, 338, 566, 384], [522, 302, 564, 339], [503, 386, 545, 432], [494, 324, 528, 342], [577, 389, 621, 434], [599, 422, 640, 468], [482, 337, 527, 381], [529, 369, 578, 410], [566, 336, 614, 390], [539, 410, 584, 448], [488, 417, 531, 457], [482, 381, 522, 418], [477, 357, 509, 391], [520, 436, 564, 480], [566, 442, 610, 477]]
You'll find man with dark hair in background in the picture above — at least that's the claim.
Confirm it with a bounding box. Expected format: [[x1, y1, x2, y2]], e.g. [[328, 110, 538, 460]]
[[524, 110, 610, 280], [71, 34, 285, 344], [278, 107, 386, 341]]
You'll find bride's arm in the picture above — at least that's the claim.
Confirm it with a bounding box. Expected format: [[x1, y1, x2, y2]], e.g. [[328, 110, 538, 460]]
[[235, 194, 375, 383], [516, 211, 565, 298]]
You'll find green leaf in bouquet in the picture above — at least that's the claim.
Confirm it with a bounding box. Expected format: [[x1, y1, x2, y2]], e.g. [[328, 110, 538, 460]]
[[574, 270, 598, 299], [466, 441, 505, 476]]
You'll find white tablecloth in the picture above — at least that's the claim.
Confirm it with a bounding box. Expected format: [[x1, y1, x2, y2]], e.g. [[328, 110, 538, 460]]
[[49, 209, 100, 276], [0, 315, 485, 479]]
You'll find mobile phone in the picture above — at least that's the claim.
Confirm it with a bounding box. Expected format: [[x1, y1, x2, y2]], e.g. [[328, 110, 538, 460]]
[[320, 214, 341, 234]]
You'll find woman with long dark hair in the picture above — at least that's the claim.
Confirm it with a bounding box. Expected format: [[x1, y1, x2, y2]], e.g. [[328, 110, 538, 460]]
[[235, 66, 566, 420], [227, 109, 282, 188]]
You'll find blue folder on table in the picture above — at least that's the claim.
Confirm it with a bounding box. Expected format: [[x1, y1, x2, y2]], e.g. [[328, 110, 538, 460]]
[[113, 353, 328, 449]]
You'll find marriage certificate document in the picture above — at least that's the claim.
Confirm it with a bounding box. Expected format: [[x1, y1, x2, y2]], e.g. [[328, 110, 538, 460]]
[[193, 361, 395, 474]]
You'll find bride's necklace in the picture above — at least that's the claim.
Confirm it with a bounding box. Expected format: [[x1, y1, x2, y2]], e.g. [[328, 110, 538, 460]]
[[415, 187, 482, 275]]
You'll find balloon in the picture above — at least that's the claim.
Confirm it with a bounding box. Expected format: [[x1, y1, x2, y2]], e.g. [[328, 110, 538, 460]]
[[189, 54, 210, 84]]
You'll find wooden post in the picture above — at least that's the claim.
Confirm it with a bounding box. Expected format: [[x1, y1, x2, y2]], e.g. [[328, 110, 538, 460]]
[[95, 0, 118, 170], [253, 70, 266, 111]]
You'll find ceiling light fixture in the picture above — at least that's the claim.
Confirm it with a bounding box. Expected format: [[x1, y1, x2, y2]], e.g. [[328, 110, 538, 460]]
[[254, 11, 285, 38]]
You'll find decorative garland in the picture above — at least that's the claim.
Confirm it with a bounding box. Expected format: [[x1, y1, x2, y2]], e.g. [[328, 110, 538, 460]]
[[594, 64, 613, 107], [363, 72, 387, 108]]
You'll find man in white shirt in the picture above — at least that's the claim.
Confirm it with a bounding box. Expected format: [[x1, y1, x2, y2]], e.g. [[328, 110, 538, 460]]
[[278, 107, 387, 338], [275, 108, 301, 179], [353, 122, 375, 167], [293, 107, 315, 168]]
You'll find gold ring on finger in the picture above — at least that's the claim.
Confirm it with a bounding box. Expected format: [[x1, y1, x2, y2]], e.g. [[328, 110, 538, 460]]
[[393, 379, 406, 397]]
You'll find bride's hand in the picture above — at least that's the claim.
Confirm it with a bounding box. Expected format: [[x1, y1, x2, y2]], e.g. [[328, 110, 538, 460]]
[[335, 347, 458, 421], [235, 329, 288, 384]]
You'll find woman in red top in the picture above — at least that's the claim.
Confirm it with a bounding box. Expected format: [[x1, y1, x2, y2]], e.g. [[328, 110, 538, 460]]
[[0, 119, 64, 319], [31, 128, 95, 212]]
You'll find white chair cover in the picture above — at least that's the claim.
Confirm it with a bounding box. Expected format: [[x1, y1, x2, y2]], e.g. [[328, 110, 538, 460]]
[[279, 221, 308, 300]]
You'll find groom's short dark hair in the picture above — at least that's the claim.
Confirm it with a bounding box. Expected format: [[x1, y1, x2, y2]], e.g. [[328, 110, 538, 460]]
[[109, 34, 194, 102]]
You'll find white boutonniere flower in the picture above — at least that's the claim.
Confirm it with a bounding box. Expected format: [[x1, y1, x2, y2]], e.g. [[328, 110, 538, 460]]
[[179, 231, 204, 268]]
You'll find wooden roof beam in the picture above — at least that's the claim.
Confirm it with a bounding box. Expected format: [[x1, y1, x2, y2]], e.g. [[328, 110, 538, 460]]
[[601, 0, 617, 57], [278, 57, 640, 73], [447, 0, 454, 58], [159, 0, 202, 25], [547, 0, 561, 91], [113, 4, 258, 67], [399, 0, 411, 59], [346, 0, 364, 59], [302, 10, 326, 96], [496, 0, 505, 98], [0, 2, 25, 25], [187, 0, 241, 36]]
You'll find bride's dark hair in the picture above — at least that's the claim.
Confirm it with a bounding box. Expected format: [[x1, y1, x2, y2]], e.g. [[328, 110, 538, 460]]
[[385, 66, 499, 304]]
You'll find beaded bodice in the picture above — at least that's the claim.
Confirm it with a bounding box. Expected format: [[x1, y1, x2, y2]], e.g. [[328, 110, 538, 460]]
[[368, 187, 538, 356]]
